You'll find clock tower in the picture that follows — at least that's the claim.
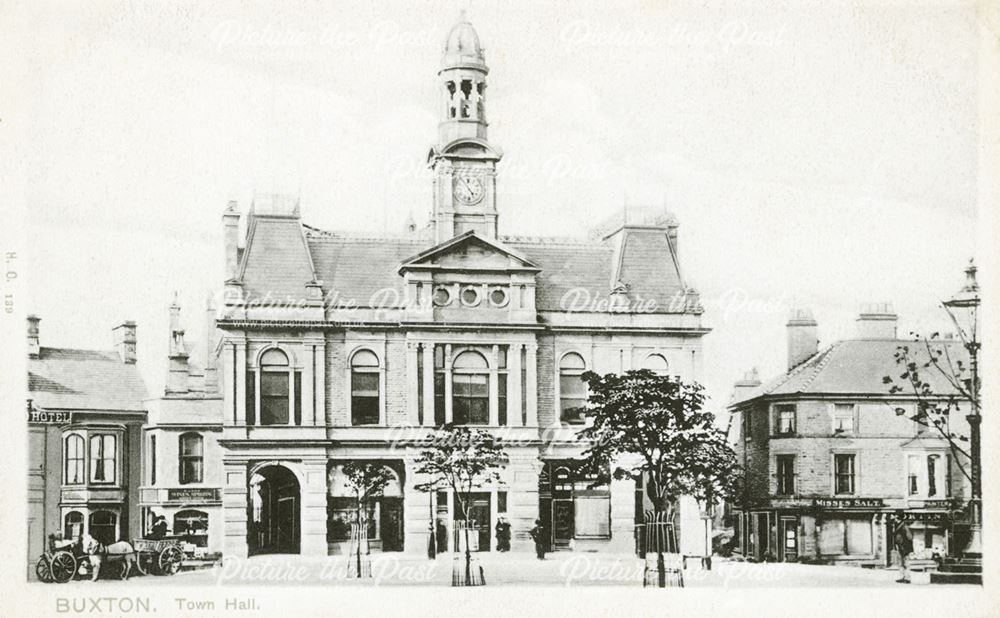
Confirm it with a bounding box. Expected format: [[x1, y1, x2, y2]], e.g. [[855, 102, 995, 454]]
[[428, 14, 502, 243]]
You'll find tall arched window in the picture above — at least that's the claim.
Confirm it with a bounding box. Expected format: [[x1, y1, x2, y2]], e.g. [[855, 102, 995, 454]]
[[89, 511, 118, 546], [351, 350, 381, 426], [452, 350, 489, 425], [559, 352, 588, 424], [64, 434, 85, 485], [259, 348, 290, 425], [89, 434, 117, 484], [63, 511, 83, 540], [179, 433, 204, 484], [643, 353, 669, 375]]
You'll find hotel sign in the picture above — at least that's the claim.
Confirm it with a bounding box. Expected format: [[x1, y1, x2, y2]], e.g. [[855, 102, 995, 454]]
[[813, 498, 884, 509], [167, 488, 220, 502], [27, 409, 72, 424]]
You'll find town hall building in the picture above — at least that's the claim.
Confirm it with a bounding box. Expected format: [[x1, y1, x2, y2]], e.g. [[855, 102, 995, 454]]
[[210, 16, 712, 558]]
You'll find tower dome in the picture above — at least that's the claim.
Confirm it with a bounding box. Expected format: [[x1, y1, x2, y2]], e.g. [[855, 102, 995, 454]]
[[442, 14, 486, 70]]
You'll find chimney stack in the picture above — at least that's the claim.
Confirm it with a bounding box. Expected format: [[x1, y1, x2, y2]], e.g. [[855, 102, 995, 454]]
[[113, 321, 137, 364], [731, 367, 762, 403], [856, 302, 898, 340], [166, 296, 190, 394], [27, 315, 40, 357], [223, 201, 241, 280], [203, 294, 219, 394], [787, 308, 818, 369]]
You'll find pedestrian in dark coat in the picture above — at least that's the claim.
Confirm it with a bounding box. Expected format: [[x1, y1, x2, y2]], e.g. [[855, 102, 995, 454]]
[[495, 517, 511, 552], [528, 519, 547, 560], [893, 520, 914, 583]]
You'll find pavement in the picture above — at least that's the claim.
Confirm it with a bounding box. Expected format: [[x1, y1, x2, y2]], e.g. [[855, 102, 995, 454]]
[[58, 552, 970, 588]]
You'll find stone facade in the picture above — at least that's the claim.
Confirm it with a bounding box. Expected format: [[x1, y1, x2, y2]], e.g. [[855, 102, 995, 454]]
[[207, 16, 711, 560]]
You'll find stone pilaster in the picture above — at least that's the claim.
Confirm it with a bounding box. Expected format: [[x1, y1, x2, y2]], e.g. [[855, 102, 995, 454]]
[[222, 460, 249, 558]]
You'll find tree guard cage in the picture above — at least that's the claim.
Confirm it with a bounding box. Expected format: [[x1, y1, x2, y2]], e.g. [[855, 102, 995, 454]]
[[346, 521, 371, 578], [451, 520, 486, 586], [636, 511, 684, 587]]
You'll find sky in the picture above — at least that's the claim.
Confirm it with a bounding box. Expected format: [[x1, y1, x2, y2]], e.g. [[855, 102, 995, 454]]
[[7, 0, 987, 413]]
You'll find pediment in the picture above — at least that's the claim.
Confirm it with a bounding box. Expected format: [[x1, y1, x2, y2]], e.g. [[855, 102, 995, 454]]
[[398, 231, 539, 274]]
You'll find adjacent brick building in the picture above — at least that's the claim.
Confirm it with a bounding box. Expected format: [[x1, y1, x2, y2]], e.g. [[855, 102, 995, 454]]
[[728, 305, 972, 565]]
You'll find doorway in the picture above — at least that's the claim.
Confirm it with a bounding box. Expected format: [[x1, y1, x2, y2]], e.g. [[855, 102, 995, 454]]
[[779, 517, 798, 561], [249, 465, 301, 555], [455, 492, 491, 552]]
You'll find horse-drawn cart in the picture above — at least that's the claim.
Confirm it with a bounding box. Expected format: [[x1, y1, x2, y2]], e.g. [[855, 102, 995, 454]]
[[35, 536, 184, 583], [133, 538, 185, 576]]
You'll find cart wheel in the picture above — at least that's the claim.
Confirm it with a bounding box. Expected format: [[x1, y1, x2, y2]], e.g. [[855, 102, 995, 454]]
[[136, 552, 154, 576], [50, 551, 77, 584], [35, 556, 52, 583], [158, 546, 184, 576]]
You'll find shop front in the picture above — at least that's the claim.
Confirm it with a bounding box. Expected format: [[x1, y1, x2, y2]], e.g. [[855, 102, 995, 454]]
[[326, 461, 405, 555], [895, 500, 958, 559], [139, 487, 223, 557]]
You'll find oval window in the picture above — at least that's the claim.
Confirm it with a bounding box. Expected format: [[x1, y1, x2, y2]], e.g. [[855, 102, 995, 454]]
[[433, 287, 452, 307], [461, 286, 480, 306], [489, 288, 508, 307]]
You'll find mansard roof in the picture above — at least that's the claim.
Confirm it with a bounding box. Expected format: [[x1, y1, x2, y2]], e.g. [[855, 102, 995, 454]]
[[729, 339, 969, 408], [236, 213, 693, 314], [28, 347, 149, 412]]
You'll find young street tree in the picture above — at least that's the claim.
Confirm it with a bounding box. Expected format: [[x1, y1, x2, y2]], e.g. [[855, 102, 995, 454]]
[[882, 262, 981, 555], [413, 425, 508, 586], [341, 461, 396, 578], [575, 369, 740, 587]]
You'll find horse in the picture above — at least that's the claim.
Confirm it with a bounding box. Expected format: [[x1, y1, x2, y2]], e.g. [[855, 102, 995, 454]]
[[83, 536, 137, 580]]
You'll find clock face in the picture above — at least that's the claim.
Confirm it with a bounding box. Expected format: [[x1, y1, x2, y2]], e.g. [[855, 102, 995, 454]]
[[453, 174, 485, 205]]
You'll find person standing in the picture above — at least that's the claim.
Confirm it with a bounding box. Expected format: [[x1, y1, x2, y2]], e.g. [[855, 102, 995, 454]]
[[893, 519, 914, 583], [495, 517, 511, 552], [528, 519, 547, 560]]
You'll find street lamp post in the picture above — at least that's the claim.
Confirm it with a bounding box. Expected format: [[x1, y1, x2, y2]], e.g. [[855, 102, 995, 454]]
[[942, 259, 981, 558]]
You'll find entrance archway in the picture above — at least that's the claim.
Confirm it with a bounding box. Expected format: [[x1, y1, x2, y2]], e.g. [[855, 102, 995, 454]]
[[248, 465, 301, 555]]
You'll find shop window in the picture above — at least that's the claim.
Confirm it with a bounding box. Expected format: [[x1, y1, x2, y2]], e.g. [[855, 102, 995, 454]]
[[542, 461, 611, 540], [179, 433, 204, 484], [350, 350, 381, 426], [833, 404, 856, 434], [89, 434, 117, 484], [452, 351, 489, 425], [559, 352, 588, 424], [574, 495, 611, 537], [775, 455, 795, 495], [819, 517, 873, 556], [834, 454, 855, 495], [173, 509, 209, 547], [774, 404, 796, 435], [89, 510, 118, 546], [327, 497, 377, 542], [64, 434, 85, 485], [63, 511, 84, 540]]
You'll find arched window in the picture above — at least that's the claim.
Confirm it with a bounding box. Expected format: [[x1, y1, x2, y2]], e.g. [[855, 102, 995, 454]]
[[89, 434, 117, 484], [351, 350, 381, 426], [643, 353, 669, 375], [452, 351, 489, 425], [89, 510, 118, 546], [63, 511, 83, 540], [259, 348, 290, 425], [179, 433, 204, 484], [559, 352, 588, 424], [173, 509, 209, 547], [64, 434, 85, 485]]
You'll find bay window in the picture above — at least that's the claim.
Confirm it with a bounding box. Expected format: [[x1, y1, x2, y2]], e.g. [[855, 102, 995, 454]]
[[89, 434, 117, 484], [906, 452, 951, 498], [179, 433, 204, 484], [64, 434, 85, 485]]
